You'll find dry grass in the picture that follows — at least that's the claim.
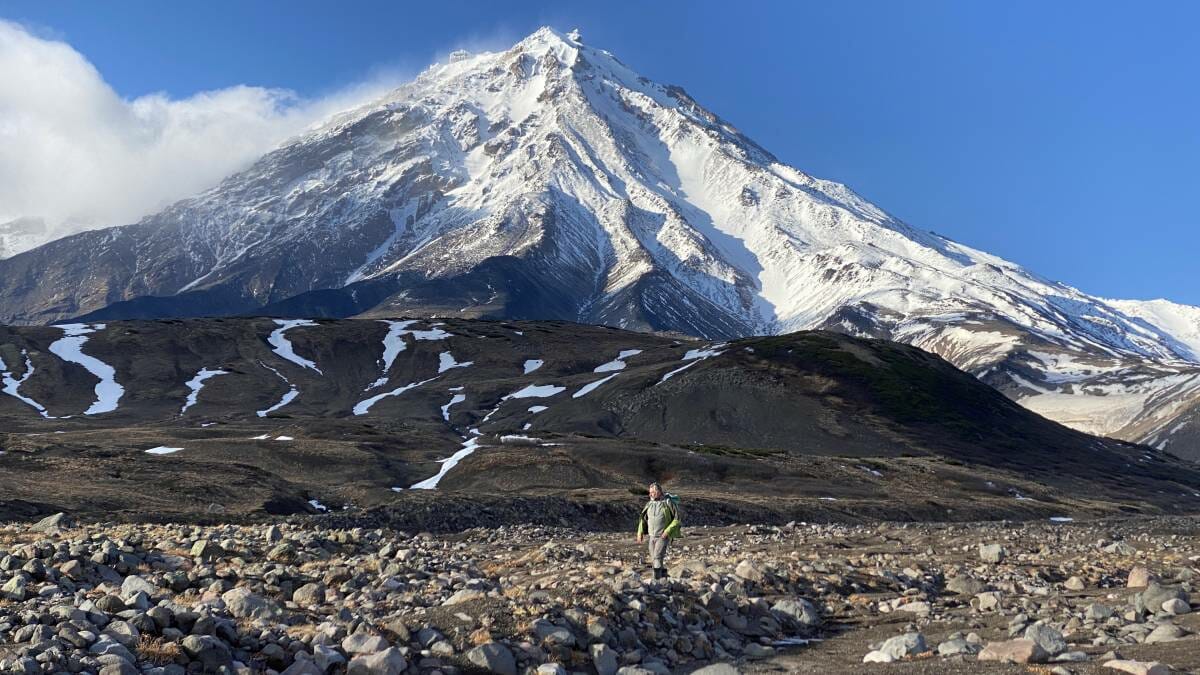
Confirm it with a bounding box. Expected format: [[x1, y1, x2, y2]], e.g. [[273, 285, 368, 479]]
[[137, 636, 181, 665], [469, 627, 494, 646]]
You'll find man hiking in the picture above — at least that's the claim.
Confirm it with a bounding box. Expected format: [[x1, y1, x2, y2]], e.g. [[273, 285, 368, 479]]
[[636, 482, 680, 580]]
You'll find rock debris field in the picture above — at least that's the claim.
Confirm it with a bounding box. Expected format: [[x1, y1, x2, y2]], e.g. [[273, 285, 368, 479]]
[[0, 514, 1197, 675]]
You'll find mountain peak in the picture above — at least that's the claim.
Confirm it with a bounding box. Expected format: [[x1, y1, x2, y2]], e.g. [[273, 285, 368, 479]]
[[510, 26, 581, 57]]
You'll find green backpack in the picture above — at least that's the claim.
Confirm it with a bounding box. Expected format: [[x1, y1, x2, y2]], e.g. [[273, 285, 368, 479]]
[[665, 493, 682, 536]]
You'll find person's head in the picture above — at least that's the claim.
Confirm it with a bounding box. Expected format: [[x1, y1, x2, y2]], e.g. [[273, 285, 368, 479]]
[[648, 482, 663, 499]]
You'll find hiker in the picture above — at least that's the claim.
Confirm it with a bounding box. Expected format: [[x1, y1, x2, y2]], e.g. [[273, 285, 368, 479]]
[[636, 482, 680, 580]]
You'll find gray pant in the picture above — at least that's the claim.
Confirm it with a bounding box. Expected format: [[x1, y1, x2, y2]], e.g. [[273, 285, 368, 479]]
[[647, 535, 670, 569]]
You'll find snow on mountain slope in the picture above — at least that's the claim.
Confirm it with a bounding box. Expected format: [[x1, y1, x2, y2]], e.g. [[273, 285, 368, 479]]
[[1105, 298, 1200, 362], [0, 27, 1197, 457]]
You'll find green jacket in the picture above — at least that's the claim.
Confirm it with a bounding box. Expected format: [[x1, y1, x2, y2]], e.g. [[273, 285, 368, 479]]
[[637, 498, 681, 539]]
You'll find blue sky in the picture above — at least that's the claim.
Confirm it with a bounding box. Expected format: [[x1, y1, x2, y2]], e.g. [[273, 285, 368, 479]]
[[6, 1, 1198, 304]]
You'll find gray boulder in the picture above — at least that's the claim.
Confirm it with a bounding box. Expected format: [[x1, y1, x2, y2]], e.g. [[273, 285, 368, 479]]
[[221, 587, 283, 621], [347, 648, 407, 675], [979, 543, 1006, 564], [181, 635, 232, 670], [1023, 623, 1066, 656], [770, 598, 821, 628], [467, 642, 517, 675]]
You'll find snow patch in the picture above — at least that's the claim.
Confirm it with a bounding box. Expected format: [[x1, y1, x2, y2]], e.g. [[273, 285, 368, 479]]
[[438, 351, 473, 373], [410, 437, 482, 489], [683, 344, 727, 360], [574, 373, 618, 398], [0, 351, 51, 417], [441, 393, 467, 421], [523, 359, 544, 374], [181, 368, 228, 414], [257, 363, 299, 417], [49, 323, 124, 415], [354, 376, 439, 415], [504, 384, 566, 399], [594, 349, 642, 373], [500, 434, 542, 445], [267, 319, 322, 373], [657, 360, 700, 384], [146, 446, 182, 455]]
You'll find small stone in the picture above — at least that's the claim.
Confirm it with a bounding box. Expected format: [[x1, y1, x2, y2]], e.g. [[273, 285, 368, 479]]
[[221, 587, 282, 621], [690, 666, 740, 675], [120, 575, 158, 599], [1, 575, 27, 600], [898, 601, 931, 616], [281, 660, 324, 675], [1127, 566, 1153, 588], [743, 643, 774, 659], [1143, 623, 1186, 644], [346, 647, 407, 675], [292, 582, 326, 606], [1103, 660, 1170, 675], [190, 540, 222, 561], [589, 644, 619, 675], [443, 587, 487, 605], [976, 591, 1004, 611], [937, 638, 981, 657], [1064, 576, 1086, 591], [946, 575, 985, 596], [314, 644, 346, 671], [1023, 623, 1067, 656], [31, 512, 73, 533], [876, 632, 926, 660], [771, 598, 821, 627], [1161, 598, 1190, 615], [734, 560, 764, 582], [468, 642, 518, 675], [181, 635, 232, 670], [977, 638, 1048, 664], [979, 543, 1005, 564], [342, 632, 389, 654], [862, 651, 894, 664]]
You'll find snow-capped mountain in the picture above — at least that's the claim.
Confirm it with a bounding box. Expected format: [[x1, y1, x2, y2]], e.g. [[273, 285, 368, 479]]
[[0, 27, 1197, 457], [0, 217, 50, 260]]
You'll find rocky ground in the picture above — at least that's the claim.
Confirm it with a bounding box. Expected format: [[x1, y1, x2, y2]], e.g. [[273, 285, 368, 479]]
[[0, 514, 1196, 675]]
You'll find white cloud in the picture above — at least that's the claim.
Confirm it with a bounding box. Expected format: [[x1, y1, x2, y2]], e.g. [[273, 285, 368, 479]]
[[0, 20, 406, 251]]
